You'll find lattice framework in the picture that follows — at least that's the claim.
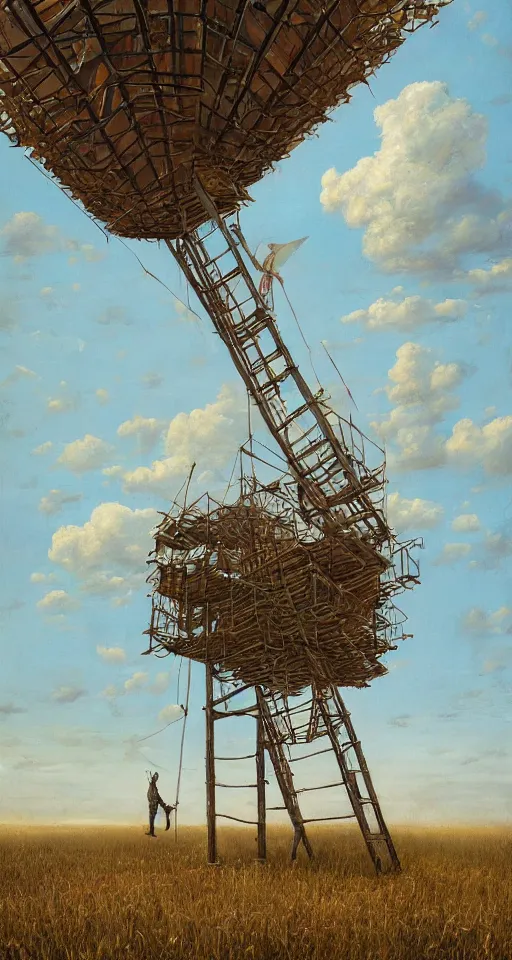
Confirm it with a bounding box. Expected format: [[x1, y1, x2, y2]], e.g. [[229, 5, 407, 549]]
[[146, 449, 420, 694], [0, 0, 444, 239]]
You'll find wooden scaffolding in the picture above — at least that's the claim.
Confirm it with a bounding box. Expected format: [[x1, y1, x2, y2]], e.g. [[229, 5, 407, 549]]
[[205, 666, 400, 874]]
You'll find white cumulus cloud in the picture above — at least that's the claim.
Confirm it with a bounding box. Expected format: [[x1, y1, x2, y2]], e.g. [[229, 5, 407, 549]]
[[320, 81, 511, 277], [56, 435, 114, 474], [174, 298, 199, 324], [37, 590, 79, 613], [47, 396, 77, 414], [32, 441, 53, 456], [141, 372, 164, 389], [387, 492, 444, 532], [372, 342, 471, 471], [117, 415, 166, 453], [474, 530, 512, 569], [96, 645, 127, 664], [451, 513, 481, 532], [2, 212, 63, 260], [465, 258, 512, 293], [51, 685, 85, 704], [158, 704, 184, 723], [342, 296, 467, 332], [463, 606, 512, 635], [434, 543, 472, 565], [48, 502, 158, 600], [445, 417, 512, 475], [124, 672, 148, 693], [30, 572, 57, 584], [39, 489, 83, 516], [1, 211, 103, 263], [122, 384, 251, 494]]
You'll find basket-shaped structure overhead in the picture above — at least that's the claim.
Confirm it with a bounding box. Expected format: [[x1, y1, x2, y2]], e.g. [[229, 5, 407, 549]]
[[0, 0, 442, 240]]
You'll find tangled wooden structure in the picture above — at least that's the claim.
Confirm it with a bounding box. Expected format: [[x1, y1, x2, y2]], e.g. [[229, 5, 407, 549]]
[[0, 0, 448, 873], [0, 0, 442, 240], [148, 438, 419, 696]]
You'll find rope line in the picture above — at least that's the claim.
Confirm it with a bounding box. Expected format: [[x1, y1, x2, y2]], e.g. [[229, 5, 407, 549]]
[[174, 657, 192, 841], [24, 150, 203, 324], [277, 278, 323, 394], [135, 713, 184, 744]]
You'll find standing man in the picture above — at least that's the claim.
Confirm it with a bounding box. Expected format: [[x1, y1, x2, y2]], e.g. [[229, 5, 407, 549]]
[[146, 771, 175, 837]]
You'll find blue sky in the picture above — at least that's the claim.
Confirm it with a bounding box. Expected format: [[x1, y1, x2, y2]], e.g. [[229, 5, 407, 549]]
[[1, 0, 512, 830]]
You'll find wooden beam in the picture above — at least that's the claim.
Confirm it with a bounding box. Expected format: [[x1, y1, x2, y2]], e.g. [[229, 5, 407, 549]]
[[255, 693, 267, 862], [205, 662, 217, 865]]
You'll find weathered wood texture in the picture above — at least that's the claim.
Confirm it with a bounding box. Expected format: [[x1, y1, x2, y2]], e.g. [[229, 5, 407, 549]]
[[0, 0, 445, 239], [205, 661, 217, 864], [147, 474, 419, 693]]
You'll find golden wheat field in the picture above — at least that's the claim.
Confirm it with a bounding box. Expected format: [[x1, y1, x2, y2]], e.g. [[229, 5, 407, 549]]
[[1, 825, 511, 960]]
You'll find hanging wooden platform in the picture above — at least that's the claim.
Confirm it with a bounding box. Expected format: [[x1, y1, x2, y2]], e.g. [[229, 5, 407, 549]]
[[0, 0, 445, 240]]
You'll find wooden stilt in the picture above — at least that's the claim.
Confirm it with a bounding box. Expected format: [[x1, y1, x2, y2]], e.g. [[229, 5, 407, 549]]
[[318, 687, 401, 875], [205, 662, 217, 865], [256, 688, 314, 862], [255, 687, 267, 862]]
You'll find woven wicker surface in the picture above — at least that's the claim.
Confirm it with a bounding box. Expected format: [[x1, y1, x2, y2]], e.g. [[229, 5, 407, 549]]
[[0, 0, 442, 239], [148, 482, 417, 694]]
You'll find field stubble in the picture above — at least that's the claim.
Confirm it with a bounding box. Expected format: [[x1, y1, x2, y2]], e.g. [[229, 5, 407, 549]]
[[0, 825, 511, 960]]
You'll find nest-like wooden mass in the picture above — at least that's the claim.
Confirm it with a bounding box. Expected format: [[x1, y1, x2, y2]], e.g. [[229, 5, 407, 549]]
[[0, 0, 443, 240], [147, 485, 416, 695]]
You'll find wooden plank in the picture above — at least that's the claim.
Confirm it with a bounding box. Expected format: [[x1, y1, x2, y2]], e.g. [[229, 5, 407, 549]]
[[256, 698, 267, 862], [205, 662, 217, 864]]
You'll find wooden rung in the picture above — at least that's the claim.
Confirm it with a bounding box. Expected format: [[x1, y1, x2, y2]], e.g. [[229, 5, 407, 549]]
[[302, 814, 356, 823], [289, 427, 322, 450], [251, 348, 282, 368], [216, 782, 259, 789], [275, 400, 314, 432], [296, 781, 345, 794], [212, 682, 254, 706], [236, 318, 271, 342], [215, 754, 256, 761], [212, 704, 259, 719], [216, 813, 258, 825], [257, 368, 292, 390], [288, 747, 332, 763], [210, 266, 240, 289]]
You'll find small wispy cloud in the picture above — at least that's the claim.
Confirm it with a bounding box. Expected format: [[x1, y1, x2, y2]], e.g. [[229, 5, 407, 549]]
[[39, 489, 83, 516], [1, 365, 38, 389], [51, 685, 86, 704], [96, 645, 126, 665], [0, 702, 26, 716], [32, 441, 53, 456]]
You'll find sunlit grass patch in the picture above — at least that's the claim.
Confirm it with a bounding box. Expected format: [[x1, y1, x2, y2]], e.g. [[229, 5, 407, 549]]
[[1, 825, 511, 959]]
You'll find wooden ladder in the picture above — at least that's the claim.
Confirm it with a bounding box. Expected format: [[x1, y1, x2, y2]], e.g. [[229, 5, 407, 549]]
[[166, 178, 388, 542], [204, 667, 400, 874]]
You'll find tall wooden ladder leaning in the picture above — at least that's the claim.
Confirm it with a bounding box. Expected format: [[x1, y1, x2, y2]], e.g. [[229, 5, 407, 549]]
[[205, 667, 400, 874], [314, 685, 401, 874], [166, 177, 388, 539]]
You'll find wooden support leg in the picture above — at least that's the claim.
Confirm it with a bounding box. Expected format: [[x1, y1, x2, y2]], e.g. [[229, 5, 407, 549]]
[[256, 687, 314, 862], [256, 708, 267, 862], [319, 687, 401, 875], [205, 662, 217, 865]]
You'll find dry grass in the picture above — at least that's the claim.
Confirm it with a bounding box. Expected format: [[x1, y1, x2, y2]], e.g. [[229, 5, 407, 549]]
[[1, 825, 512, 960]]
